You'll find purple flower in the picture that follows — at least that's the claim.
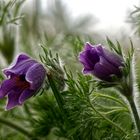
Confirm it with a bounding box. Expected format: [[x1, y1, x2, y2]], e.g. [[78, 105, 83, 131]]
[[0, 53, 46, 110], [79, 42, 124, 81]]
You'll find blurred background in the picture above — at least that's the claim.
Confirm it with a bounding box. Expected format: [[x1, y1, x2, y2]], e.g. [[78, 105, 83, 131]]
[[1, 0, 140, 67], [0, 0, 140, 139]]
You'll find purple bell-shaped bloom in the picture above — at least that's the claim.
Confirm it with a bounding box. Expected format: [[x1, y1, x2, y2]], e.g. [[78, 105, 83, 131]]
[[0, 53, 46, 110], [79, 42, 124, 81]]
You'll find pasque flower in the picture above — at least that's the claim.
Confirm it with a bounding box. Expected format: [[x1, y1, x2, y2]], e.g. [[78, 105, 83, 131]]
[[79, 43, 124, 81], [0, 53, 46, 110]]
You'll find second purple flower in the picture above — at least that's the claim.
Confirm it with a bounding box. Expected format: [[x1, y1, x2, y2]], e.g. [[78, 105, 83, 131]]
[[0, 53, 46, 110], [79, 42, 124, 81]]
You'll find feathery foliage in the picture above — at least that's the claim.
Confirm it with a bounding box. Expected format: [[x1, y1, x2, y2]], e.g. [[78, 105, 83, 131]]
[[32, 41, 137, 139]]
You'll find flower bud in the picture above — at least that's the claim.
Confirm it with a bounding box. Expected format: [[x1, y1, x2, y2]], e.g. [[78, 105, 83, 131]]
[[79, 42, 124, 81]]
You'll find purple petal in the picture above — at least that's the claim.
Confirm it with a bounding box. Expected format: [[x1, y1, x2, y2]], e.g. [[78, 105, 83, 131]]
[[9, 54, 30, 69], [96, 46, 123, 67], [3, 54, 30, 76], [79, 48, 99, 72], [84, 42, 93, 50], [4, 59, 37, 77], [26, 63, 46, 90], [93, 56, 121, 81], [19, 89, 34, 104], [0, 79, 16, 98], [6, 89, 22, 110]]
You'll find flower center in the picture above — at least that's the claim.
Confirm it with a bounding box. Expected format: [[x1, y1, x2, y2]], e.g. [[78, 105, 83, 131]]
[[14, 75, 30, 89]]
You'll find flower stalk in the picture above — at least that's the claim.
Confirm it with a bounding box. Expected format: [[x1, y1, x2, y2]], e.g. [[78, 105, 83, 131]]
[[120, 51, 140, 139], [127, 52, 140, 139], [47, 72, 79, 140], [47, 72, 64, 113], [127, 96, 140, 139]]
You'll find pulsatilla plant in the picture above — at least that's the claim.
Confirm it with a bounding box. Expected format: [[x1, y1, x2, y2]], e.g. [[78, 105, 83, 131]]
[[33, 39, 140, 140], [0, 38, 140, 140], [78, 39, 140, 140]]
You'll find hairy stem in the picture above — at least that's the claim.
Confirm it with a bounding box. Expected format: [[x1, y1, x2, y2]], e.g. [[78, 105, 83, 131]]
[[47, 73, 64, 113], [127, 96, 140, 140], [125, 53, 140, 140], [47, 73, 79, 140], [0, 117, 36, 139]]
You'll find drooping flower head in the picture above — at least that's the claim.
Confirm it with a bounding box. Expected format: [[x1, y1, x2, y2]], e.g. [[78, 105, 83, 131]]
[[79, 43, 124, 81], [0, 53, 46, 110]]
